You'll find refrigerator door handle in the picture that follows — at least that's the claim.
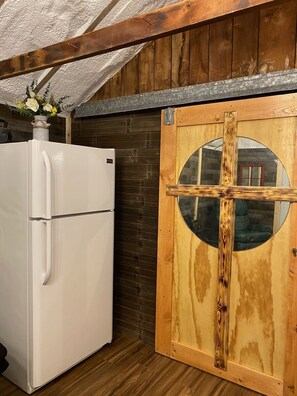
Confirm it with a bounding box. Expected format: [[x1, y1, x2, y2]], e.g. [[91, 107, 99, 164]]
[[42, 150, 52, 220], [41, 221, 52, 285]]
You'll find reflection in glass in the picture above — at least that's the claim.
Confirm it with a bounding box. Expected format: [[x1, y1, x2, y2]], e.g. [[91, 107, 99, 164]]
[[178, 138, 223, 186], [233, 199, 273, 250], [178, 137, 290, 251]]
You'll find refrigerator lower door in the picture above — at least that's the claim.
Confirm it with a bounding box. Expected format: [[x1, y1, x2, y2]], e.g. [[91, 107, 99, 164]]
[[29, 211, 114, 389]]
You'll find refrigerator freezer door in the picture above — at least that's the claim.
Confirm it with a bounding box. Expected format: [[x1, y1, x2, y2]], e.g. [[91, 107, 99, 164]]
[[29, 211, 114, 389], [29, 140, 115, 219]]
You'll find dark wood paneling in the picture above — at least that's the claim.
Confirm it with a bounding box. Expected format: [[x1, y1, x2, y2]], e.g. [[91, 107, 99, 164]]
[[92, 0, 297, 100], [232, 10, 259, 77], [93, 79, 111, 100], [110, 70, 122, 98], [139, 42, 155, 93], [154, 36, 172, 90], [209, 18, 233, 82], [73, 110, 161, 345], [258, 0, 297, 73], [172, 31, 190, 88], [189, 25, 210, 84], [122, 54, 139, 96]]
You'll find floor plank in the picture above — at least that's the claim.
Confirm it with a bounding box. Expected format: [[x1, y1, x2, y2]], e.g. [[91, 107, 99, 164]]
[[0, 333, 263, 395]]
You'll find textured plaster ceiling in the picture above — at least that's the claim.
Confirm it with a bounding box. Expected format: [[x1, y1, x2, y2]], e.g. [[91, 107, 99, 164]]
[[0, 0, 179, 114]]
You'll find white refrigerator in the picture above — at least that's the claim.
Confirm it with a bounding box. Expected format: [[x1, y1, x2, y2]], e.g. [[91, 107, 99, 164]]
[[0, 140, 115, 393]]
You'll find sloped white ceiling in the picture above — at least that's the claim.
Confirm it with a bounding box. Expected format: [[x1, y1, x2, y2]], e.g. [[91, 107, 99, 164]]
[[0, 0, 180, 114]]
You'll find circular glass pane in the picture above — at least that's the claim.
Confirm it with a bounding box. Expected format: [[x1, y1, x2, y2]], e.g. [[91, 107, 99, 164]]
[[178, 137, 290, 251]]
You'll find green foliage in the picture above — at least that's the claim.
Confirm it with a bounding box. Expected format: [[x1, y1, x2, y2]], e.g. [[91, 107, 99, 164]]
[[10, 80, 70, 118]]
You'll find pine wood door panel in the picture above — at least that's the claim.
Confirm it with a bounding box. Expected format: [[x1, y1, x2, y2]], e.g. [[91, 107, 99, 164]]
[[228, 118, 297, 378], [172, 124, 223, 352]]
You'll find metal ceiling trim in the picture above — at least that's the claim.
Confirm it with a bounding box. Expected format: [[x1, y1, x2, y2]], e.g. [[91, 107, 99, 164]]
[[75, 69, 297, 118]]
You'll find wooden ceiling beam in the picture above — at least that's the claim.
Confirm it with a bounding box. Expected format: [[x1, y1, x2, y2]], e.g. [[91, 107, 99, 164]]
[[0, 0, 278, 80]]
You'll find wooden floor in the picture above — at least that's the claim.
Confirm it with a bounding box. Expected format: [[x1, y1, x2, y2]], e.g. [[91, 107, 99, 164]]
[[0, 333, 263, 396]]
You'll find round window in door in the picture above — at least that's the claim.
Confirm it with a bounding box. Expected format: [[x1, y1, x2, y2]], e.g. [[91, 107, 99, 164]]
[[178, 137, 290, 251]]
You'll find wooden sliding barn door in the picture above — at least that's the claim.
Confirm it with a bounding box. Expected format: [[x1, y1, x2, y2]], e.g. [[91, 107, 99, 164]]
[[156, 94, 297, 396]]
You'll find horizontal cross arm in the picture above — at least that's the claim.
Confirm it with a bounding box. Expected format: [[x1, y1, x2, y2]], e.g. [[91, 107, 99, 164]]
[[166, 184, 297, 202]]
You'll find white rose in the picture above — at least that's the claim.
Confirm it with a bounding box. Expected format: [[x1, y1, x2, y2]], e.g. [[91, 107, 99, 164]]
[[25, 98, 39, 112], [29, 90, 35, 98], [43, 103, 52, 112]]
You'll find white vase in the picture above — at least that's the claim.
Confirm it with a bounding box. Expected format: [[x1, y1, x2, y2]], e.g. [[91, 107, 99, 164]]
[[32, 115, 50, 141]]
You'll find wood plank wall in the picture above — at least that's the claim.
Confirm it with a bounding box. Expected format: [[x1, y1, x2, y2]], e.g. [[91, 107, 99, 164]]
[[92, 0, 297, 100], [0, 104, 65, 143], [72, 112, 161, 345], [72, 0, 297, 345]]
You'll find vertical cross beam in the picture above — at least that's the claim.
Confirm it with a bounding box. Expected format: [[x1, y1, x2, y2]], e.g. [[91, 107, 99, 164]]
[[214, 111, 238, 370]]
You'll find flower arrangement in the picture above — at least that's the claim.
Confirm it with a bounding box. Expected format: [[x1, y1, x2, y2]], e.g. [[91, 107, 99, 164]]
[[13, 80, 69, 118]]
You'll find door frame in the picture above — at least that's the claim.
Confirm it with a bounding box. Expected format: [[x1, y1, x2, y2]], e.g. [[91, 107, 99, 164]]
[[155, 93, 297, 396]]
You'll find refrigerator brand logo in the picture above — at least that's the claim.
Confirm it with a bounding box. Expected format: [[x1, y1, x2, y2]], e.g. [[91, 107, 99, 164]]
[[106, 159, 113, 164]]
